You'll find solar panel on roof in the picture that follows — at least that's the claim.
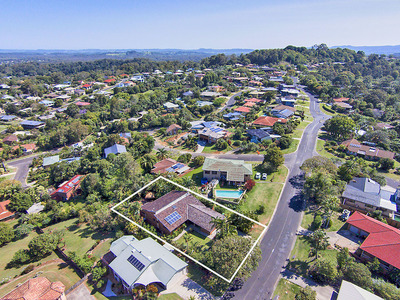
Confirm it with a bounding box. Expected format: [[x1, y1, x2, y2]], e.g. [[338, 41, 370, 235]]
[[165, 211, 182, 225], [127, 255, 145, 271], [166, 167, 174, 172]]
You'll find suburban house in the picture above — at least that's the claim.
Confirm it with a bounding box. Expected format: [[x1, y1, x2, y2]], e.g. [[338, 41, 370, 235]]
[[50, 175, 85, 201], [198, 126, 228, 144], [190, 121, 225, 132], [202, 157, 252, 185], [3, 134, 19, 145], [102, 236, 187, 293], [223, 112, 244, 121], [0, 200, 15, 221], [75, 101, 91, 107], [337, 280, 383, 300], [345, 211, 400, 273], [244, 98, 263, 104], [279, 97, 296, 107], [252, 116, 287, 127], [341, 139, 395, 160], [151, 158, 190, 176], [141, 190, 224, 235], [341, 177, 398, 219], [271, 105, 295, 119], [333, 97, 350, 103], [166, 124, 182, 135], [247, 129, 272, 143], [196, 100, 213, 107], [234, 106, 252, 114], [163, 102, 179, 111], [1, 277, 66, 300], [104, 143, 127, 158], [0, 115, 17, 122], [20, 120, 45, 129], [334, 102, 353, 110], [200, 91, 221, 99], [375, 123, 394, 130]]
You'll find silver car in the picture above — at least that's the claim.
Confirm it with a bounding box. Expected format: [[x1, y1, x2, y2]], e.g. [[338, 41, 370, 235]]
[[262, 173, 267, 180], [255, 172, 261, 180]]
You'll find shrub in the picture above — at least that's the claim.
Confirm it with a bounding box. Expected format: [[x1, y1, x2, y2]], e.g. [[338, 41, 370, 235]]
[[312, 215, 322, 229], [20, 264, 35, 275]]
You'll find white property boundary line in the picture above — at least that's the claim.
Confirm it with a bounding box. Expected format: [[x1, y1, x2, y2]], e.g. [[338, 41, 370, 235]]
[[111, 176, 268, 283]]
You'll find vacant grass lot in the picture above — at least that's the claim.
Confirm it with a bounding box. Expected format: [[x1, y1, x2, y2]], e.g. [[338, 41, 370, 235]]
[[301, 210, 346, 232], [0, 261, 80, 297], [0, 231, 59, 280], [289, 235, 338, 278], [273, 278, 302, 300], [44, 218, 115, 257]]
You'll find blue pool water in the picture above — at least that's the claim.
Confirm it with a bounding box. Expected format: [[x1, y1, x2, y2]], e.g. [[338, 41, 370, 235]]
[[215, 189, 244, 199]]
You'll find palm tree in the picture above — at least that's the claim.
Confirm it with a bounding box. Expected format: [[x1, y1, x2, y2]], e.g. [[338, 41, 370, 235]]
[[183, 234, 193, 252], [140, 154, 156, 172], [309, 229, 329, 260], [156, 148, 169, 160], [211, 217, 237, 239]]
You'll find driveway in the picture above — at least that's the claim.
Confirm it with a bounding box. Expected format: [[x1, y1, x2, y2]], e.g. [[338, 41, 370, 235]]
[[326, 230, 363, 252], [159, 274, 214, 300], [233, 86, 330, 299], [66, 283, 95, 300]]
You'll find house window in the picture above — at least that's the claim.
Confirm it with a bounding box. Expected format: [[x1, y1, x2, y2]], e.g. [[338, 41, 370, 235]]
[[205, 171, 210, 174], [212, 171, 217, 174]]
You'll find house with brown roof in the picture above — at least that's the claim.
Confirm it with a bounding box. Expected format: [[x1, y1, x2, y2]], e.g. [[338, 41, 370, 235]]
[[252, 116, 287, 127], [3, 135, 19, 145], [375, 123, 394, 130], [345, 211, 400, 272], [341, 139, 395, 160], [140, 191, 224, 236], [333, 97, 350, 103], [151, 158, 190, 176], [1, 277, 66, 300], [0, 200, 15, 221], [166, 124, 182, 135]]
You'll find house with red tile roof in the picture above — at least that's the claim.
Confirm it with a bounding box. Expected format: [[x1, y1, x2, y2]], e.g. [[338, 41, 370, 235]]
[[75, 101, 91, 107], [244, 102, 256, 107], [50, 175, 85, 201], [244, 98, 263, 103], [141, 191, 224, 236], [3, 134, 19, 145], [234, 106, 251, 113], [2, 277, 66, 300], [333, 97, 350, 103], [0, 200, 15, 221], [104, 78, 116, 84], [252, 116, 287, 127], [345, 211, 400, 272], [166, 124, 182, 135]]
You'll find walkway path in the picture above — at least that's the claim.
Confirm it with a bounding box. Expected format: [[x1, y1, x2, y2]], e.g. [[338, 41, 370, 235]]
[[159, 274, 214, 300]]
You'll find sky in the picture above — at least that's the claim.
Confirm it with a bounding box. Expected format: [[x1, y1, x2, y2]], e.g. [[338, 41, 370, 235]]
[[1, 0, 399, 50]]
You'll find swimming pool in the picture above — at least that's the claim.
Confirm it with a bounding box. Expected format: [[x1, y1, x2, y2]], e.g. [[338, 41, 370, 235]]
[[215, 189, 244, 199]]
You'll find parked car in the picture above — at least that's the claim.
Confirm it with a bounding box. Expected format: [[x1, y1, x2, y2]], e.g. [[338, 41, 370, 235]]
[[255, 172, 261, 180], [340, 209, 351, 221], [262, 173, 267, 180]]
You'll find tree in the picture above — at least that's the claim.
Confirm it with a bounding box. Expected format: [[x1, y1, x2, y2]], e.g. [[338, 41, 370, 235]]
[[0, 223, 14, 247], [279, 135, 293, 150], [206, 235, 262, 280], [8, 192, 33, 213], [183, 233, 193, 252], [140, 154, 157, 172], [309, 229, 329, 259], [28, 232, 63, 258], [92, 266, 107, 282], [308, 259, 337, 284], [295, 286, 316, 300], [379, 158, 395, 171], [323, 116, 356, 140], [373, 279, 400, 300], [343, 262, 373, 289], [213, 97, 225, 107], [336, 247, 354, 272], [156, 148, 169, 160], [367, 257, 381, 273], [177, 153, 192, 164], [211, 217, 237, 239], [243, 179, 256, 191], [321, 196, 339, 221], [263, 145, 284, 172], [192, 156, 205, 167], [15, 223, 35, 239], [301, 156, 337, 175], [215, 139, 228, 150]]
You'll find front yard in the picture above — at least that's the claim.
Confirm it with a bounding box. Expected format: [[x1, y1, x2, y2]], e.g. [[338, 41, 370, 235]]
[[301, 209, 346, 232], [273, 278, 302, 300]]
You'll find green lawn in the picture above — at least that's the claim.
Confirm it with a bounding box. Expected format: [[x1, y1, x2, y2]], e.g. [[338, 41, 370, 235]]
[[241, 181, 284, 225], [159, 293, 184, 300], [44, 218, 115, 257], [176, 230, 212, 251], [288, 235, 338, 278], [301, 210, 346, 232], [316, 139, 344, 161], [92, 239, 113, 259], [0, 261, 80, 297], [273, 279, 302, 300], [281, 139, 299, 154], [182, 166, 203, 185], [202, 144, 232, 154], [0, 231, 59, 280], [319, 103, 337, 116]]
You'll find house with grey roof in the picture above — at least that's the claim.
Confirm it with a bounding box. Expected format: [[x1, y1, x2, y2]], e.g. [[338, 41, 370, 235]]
[[337, 280, 383, 300], [103, 236, 187, 293], [104, 143, 127, 158], [42, 155, 60, 167], [141, 191, 224, 236], [247, 129, 272, 143], [341, 177, 398, 219], [163, 102, 179, 112], [202, 158, 252, 185]]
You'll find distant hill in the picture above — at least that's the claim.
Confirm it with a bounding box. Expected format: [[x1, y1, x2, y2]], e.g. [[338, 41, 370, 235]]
[[0, 48, 253, 63], [332, 45, 400, 55]]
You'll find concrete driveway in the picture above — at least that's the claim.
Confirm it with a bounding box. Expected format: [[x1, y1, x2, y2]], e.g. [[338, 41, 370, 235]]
[[66, 283, 94, 300], [326, 230, 363, 252], [159, 274, 214, 300]]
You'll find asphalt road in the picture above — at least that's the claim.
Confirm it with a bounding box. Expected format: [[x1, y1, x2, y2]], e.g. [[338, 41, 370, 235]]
[[232, 90, 329, 300], [219, 91, 243, 112], [7, 155, 36, 187]]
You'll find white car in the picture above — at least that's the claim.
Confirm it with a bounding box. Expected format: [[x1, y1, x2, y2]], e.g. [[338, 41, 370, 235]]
[[262, 173, 267, 180], [255, 172, 261, 180]]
